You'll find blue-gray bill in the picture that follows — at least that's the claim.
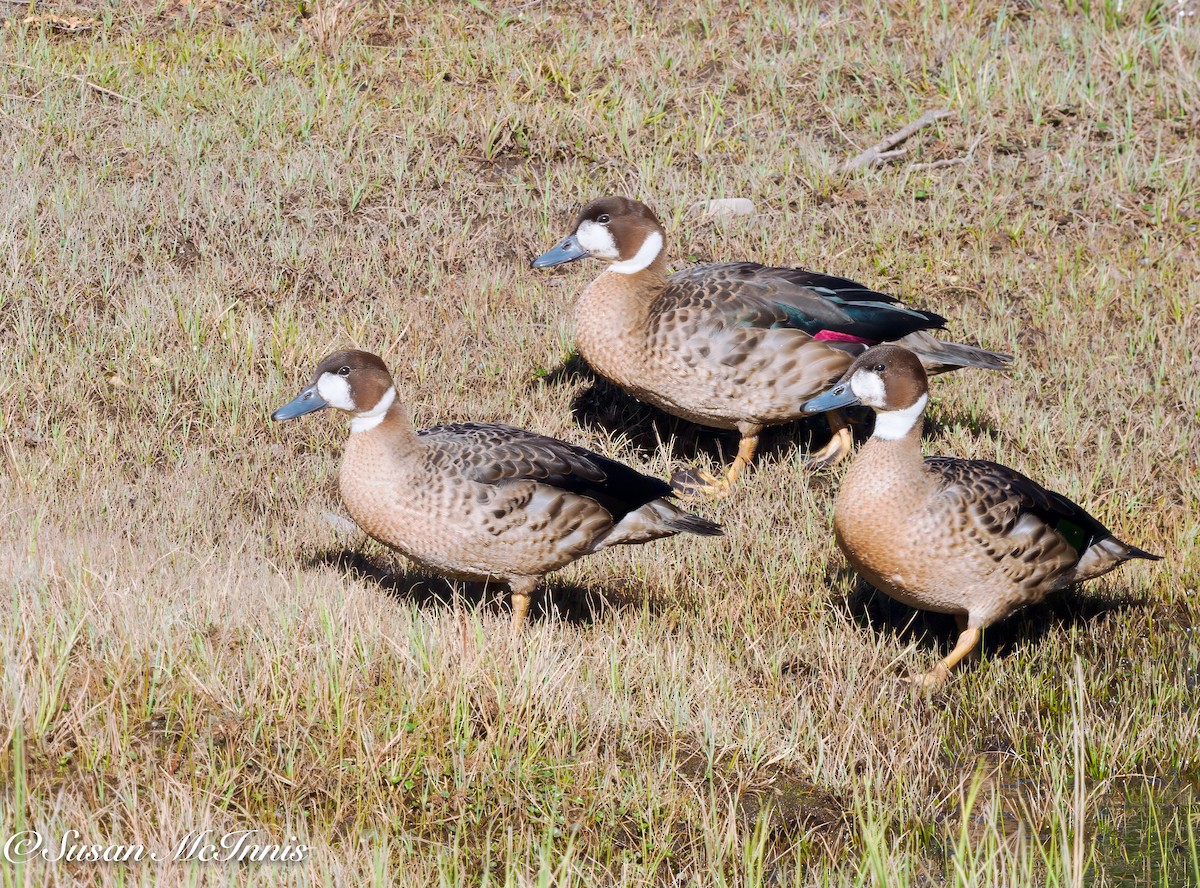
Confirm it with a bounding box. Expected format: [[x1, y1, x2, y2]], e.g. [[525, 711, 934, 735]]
[[801, 382, 860, 413], [272, 384, 328, 421], [531, 234, 589, 268]]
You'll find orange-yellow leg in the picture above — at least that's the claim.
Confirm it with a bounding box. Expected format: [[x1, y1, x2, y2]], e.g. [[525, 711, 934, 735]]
[[805, 410, 854, 468], [671, 431, 760, 500], [509, 577, 539, 631], [909, 616, 981, 690]]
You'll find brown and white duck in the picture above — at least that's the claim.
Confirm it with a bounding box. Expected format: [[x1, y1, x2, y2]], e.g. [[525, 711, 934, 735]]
[[532, 196, 1010, 499], [272, 350, 722, 628], [802, 344, 1160, 688]]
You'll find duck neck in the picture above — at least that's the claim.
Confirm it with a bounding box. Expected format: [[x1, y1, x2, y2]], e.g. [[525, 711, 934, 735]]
[[338, 396, 422, 533], [347, 389, 420, 453], [596, 250, 669, 295], [860, 395, 927, 464], [575, 255, 668, 376]]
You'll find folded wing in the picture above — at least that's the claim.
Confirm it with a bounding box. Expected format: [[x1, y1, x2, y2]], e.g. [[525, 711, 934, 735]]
[[665, 263, 946, 341], [419, 422, 674, 522]]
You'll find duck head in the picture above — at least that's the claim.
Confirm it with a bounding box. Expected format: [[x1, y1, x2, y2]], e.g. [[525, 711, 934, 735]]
[[531, 197, 666, 274], [272, 349, 397, 433], [801, 345, 930, 440]]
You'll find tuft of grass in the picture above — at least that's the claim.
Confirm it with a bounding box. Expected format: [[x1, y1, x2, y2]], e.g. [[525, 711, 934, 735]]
[[0, 0, 1197, 884]]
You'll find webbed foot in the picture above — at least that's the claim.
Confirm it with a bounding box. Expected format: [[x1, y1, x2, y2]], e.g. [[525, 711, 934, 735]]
[[669, 468, 734, 500], [804, 425, 854, 468], [904, 663, 951, 692], [903, 623, 981, 691]]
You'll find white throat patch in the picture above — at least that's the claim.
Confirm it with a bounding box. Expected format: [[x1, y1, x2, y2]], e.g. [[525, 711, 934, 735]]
[[575, 220, 618, 259], [609, 230, 663, 275], [316, 373, 356, 411], [350, 385, 396, 433], [872, 394, 928, 440]]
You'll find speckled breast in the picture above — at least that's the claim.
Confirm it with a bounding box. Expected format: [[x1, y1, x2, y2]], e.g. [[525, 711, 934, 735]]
[[833, 456, 973, 616], [572, 281, 720, 424], [337, 440, 492, 581]]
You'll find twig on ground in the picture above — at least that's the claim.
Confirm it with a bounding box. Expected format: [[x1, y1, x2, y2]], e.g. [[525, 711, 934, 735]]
[[68, 73, 143, 106], [909, 134, 985, 171], [0, 60, 144, 107], [18, 12, 94, 32], [842, 108, 952, 172]]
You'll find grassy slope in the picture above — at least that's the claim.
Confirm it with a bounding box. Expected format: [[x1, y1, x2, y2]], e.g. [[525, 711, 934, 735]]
[[1, 1, 1197, 884]]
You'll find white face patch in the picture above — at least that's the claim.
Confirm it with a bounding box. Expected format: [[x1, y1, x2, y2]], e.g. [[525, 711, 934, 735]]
[[872, 393, 928, 441], [316, 373, 356, 411], [350, 385, 396, 433], [609, 230, 663, 275], [849, 370, 886, 408], [575, 220, 619, 259]]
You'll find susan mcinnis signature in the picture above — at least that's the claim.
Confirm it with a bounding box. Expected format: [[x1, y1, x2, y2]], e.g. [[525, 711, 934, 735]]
[[3, 830, 309, 864]]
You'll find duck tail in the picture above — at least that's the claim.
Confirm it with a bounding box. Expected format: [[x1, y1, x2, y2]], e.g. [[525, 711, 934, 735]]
[[1073, 535, 1162, 583], [895, 330, 1012, 375], [598, 500, 722, 548], [1117, 541, 1162, 562], [663, 509, 724, 537]]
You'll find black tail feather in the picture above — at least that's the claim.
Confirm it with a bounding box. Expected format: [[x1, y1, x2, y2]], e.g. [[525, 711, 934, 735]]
[[668, 512, 723, 537], [1121, 542, 1162, 562]]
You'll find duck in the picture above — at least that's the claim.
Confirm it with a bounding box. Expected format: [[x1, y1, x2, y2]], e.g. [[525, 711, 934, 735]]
[[531, 196, 1011, 499], [801, 344, 1160, 688], [271, 350, 722, 628]]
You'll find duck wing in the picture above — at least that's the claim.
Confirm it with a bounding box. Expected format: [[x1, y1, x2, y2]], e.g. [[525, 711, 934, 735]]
[[664, 263, 945, 341], [418, 423, 673, 522], [925, 457, 1113, 559]]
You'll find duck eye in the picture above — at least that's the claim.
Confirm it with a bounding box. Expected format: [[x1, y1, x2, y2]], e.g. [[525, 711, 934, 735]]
[[337, 366, 351, 377], [873, 363, 886, 373], [596, 213, 611, 224]]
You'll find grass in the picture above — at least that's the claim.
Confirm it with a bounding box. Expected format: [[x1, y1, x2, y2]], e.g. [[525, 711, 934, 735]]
[[0, 0, 1197, 884]]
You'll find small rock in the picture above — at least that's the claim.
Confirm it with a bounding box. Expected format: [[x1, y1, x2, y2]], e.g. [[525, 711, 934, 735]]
[[322, 512, 360, 535], [689, 198, 756, 219]]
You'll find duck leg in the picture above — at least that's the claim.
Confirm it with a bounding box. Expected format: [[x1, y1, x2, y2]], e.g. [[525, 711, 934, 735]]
[[670, 424, 761, 500], [509, 576, 539, 630], [910, 614, 981, 690], [804, 410, 854, 468]]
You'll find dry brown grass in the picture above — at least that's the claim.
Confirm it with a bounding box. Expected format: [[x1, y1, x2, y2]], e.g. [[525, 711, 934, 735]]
[[1, 0, 1197, 884]]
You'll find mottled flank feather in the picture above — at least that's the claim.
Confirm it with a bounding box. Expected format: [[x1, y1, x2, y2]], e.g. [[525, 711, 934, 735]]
[[927, 458, 1107, 553]]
